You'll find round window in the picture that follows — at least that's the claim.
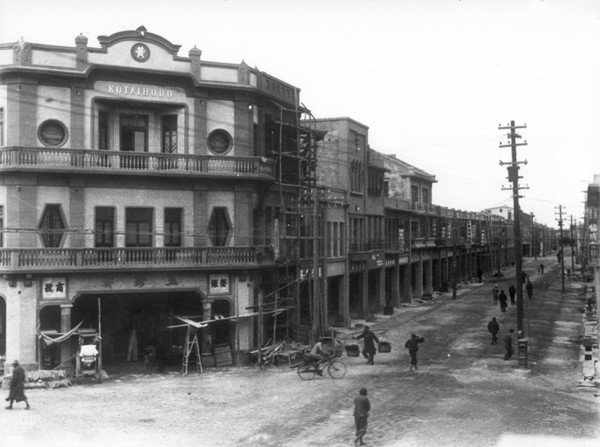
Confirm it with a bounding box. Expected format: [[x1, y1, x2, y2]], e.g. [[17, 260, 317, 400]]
[[38, 120, 68, 147], [207, 129, 232, 155]]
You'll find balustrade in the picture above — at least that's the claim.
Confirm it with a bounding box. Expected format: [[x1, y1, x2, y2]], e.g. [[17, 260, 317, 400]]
[[0, 147, 275, 179], [0, 246, 263, 273]]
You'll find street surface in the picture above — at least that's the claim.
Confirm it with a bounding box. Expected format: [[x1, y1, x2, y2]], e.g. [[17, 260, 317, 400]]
[[2, 256, 599, 447]]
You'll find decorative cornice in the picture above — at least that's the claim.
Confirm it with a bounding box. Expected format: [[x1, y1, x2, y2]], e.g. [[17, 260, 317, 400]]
[[97, 26, 181, 55]]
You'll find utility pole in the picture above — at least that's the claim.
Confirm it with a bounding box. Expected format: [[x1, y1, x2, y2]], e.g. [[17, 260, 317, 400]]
[[570, 215, 576, 276], [531, 213, 537, 260], [555, 205, 565, 291], [499, 121, 528, 346]]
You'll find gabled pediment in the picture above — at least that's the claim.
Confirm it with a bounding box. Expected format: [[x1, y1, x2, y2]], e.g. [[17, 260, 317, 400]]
[[97, 26, 182, 55]]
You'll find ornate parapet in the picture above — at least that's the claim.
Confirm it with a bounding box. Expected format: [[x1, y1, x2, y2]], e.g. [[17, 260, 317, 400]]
[[13, 38, 32, 66]]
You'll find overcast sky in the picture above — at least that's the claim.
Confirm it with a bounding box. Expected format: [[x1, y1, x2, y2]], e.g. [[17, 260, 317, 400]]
[[1, 0, 599, 227]]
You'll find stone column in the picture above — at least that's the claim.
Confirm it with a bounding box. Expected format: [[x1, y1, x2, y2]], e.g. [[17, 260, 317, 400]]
[[5, 284, 37, 366], [414, 254, 424, 299], [434, 253, 443, 291], [378, 268, 386, 310], [392, 262, 400, 308], [402, 264, 412, 304], [424, 254, 434, 295], [360, 271, 369, 319]]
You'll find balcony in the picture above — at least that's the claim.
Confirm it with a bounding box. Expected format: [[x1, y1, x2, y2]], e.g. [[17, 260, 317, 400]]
[[0, 147, 275, 180], [410, 203, 433, 214], [0, 246, 271, 274], [349, 241, 387, 253]]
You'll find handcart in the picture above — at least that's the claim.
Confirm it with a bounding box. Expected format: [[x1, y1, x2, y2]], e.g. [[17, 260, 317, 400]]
[[75, 329, 102, 383]]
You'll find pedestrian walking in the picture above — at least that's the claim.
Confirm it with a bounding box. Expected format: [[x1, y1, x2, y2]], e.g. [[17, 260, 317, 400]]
[[498, 290, 508, 312], [508, 284, 516, 305], [354, 325, 379, 365], [477, 269, 483, 283], [492, 285, 499, 305], [504, 329, 514, 360], [525, 280, 534, 299], [353, 388, 370, 447], [5, 360, 30, 410], [404, 333, 425, 372], [539, 263, 545, 274], [487, 317, 500, 345]]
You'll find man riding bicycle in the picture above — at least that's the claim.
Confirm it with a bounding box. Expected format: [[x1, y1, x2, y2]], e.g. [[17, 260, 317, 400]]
[[307, 338, 331, 375]]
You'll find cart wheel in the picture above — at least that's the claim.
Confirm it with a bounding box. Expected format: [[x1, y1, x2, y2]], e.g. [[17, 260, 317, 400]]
[[327, 359, 347, 379], [297, 363, 316, 381]]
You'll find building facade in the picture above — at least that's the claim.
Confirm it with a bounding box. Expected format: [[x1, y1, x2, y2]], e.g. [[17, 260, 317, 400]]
[[0, 27, 316, 367], [0, 28, 557, 371]]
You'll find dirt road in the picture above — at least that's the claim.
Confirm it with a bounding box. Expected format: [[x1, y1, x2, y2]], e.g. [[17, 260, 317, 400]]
[[2, 257, 598, 447]]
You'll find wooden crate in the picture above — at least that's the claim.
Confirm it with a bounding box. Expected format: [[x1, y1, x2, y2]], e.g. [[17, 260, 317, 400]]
[[213, 344, 233, 367]]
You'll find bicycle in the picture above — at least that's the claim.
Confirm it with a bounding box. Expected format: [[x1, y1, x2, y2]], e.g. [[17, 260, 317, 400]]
[[295, 353, 347, 380]]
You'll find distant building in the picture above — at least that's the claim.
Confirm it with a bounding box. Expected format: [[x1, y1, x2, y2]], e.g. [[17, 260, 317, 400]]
[[485, 206, 513, 221]]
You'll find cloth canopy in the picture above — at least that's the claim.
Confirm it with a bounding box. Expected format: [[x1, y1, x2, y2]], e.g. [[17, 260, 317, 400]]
[[38, 321, 84, 346]]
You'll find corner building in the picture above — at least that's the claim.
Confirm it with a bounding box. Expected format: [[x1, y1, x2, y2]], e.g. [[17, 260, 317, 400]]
[[0, 27, 310, 367]]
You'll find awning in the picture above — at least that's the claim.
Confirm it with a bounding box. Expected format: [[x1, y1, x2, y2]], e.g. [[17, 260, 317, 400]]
[[167, 308, 286, 329]]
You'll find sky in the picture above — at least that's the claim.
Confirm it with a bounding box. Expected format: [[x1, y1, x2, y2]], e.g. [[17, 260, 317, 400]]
[[1, 0, 599, 228]]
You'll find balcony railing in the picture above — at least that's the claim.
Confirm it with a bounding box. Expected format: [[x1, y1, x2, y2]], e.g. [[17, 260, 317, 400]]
[[0, 147, 275, 180], [410, 203, 433, 213], [0, 246, 267, 273], [349, 241, 387, 252]]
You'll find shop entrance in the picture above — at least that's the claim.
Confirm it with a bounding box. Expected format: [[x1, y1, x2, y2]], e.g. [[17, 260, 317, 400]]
[[72, 291, 203, 370]]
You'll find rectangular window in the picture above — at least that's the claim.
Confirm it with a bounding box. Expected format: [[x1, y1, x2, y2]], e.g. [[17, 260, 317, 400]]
[[120, 114, 148, 152], [0, 205, 3, 247], [99, 111, 109, 150], [0, 108, 4, 146], [162, 115, 177, 153], [333, 222, 338, 257], [164, 208, 182, 247], [411, 220, 420, 239], [95, 207, 115, 247], [411, 186, 419, 204], [125, 208, 153, 247], [422, 188, 429, 206]]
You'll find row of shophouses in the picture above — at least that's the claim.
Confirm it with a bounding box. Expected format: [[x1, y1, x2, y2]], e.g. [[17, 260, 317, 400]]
[[0, 27, 558, 368]]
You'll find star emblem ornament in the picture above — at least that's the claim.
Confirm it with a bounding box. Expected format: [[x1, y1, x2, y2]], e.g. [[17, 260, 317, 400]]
[[131, 43, 150, 62]]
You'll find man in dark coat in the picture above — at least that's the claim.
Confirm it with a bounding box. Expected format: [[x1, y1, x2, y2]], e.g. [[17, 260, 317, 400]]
[[525, 280, 534, 299], [354, 326, 379, 365], [487, 317, 500, 345], [5, 360, 30, 410], [405, 333, 425, 372], [508, 284, 516, 305], [504, 329, 514, 360], [498, 290, 508, 312], [353, 388, 371, 447]]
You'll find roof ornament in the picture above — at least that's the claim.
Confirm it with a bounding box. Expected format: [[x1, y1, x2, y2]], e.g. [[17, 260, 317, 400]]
[[136, 25, 147, 36]]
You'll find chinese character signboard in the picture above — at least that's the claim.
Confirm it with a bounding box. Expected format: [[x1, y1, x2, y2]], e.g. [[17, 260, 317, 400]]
[[209, 274, 230, 294], [42, 277, 67, 299]]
